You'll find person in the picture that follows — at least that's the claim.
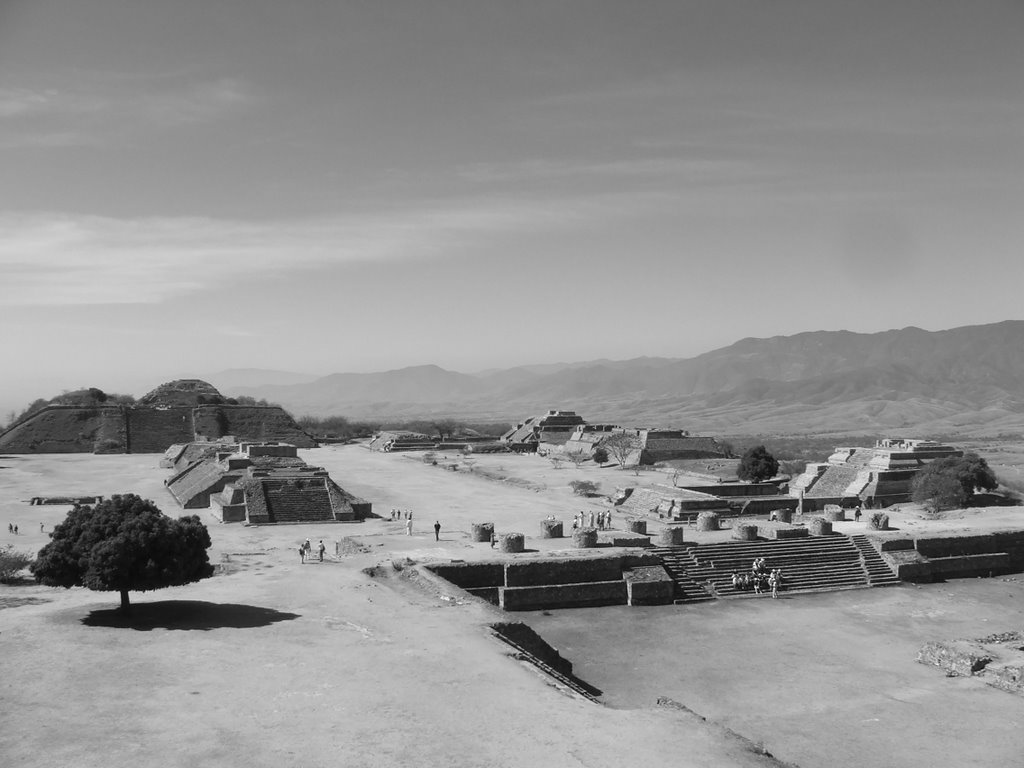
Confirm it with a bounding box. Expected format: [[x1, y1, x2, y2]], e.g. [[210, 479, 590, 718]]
[[769, 571, 779, 599], [434, 520, 441, 541], [304, 538, 311, 555], [406, 518, 413, 536], [731, 572, 739, 589], [318, 540, 325, 562], [606, 510, 612, 529], [490, 531, 496, 548], [13, 524, 17, 535], [299, 545, 306, 563], [854, 506, 862, 522], [40, 522, 44, 532], [753, 575, 762, 594], [589, 511, 596, 528]]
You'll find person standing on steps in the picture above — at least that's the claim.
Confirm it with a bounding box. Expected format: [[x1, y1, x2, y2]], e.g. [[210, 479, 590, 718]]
[[434, 520, 441, 541]]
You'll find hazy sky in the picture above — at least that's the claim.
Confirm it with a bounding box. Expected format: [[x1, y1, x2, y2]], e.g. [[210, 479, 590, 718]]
[[1, 0, 1022, 410]]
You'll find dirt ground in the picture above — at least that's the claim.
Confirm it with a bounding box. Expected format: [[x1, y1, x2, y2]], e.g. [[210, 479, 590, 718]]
[[2, 446, 1023, 768]]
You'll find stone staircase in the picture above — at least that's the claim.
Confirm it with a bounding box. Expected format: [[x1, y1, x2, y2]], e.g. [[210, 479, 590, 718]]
[[652, 535, 898, 599], [650, 544, 716, 604], [804, 465, 860, 498], [849, 534, 901, 586], [263, 478, 336, 523]]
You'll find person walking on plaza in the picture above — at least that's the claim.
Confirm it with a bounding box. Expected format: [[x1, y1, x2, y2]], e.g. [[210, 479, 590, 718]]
[[406, 518, 413, 536], [299, 545, 306, 564], [318, 540, 326, 562], [434, 520, 441, 541]]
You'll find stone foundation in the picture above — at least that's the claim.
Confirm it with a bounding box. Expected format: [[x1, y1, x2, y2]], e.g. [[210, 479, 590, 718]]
[[654, 526, 685, 546], [573, 528, 598, 548], [540, 519, 563, 538], [733, 524, 758, 541], [470, 522, 494, 542], [499, 533, 525, 553], [696, 512, 720, 531], [807, 517, 832, 536], [627, 519, 647, 535]]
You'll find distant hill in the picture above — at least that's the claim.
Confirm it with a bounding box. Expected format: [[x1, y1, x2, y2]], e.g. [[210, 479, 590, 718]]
[[224, 321, 1024, 436], [207, 368, 321, 390]]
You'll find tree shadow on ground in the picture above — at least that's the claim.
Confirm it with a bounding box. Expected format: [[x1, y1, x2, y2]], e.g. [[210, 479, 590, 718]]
[[81, 600, 300, 631]]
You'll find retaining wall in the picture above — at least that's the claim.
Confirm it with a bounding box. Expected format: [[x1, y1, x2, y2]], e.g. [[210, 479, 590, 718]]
[[504, 557, 622, 587], [490, 622, 574, 674], [500, 580, 628, 611], [914, 534, 998, 558], [426, 561, 505, 589]]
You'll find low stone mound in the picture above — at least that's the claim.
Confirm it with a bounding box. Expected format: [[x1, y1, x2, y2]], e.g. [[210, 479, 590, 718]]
[[139, 379, 224, 407]]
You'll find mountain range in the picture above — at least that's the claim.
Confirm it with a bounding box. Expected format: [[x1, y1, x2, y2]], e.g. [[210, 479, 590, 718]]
[[209, 321, 1024, 436]]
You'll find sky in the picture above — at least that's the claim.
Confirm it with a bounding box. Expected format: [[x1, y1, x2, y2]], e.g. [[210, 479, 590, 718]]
[[1, 0, 1023, 412]]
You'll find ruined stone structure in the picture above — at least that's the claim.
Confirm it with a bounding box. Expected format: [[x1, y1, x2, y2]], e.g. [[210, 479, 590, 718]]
[[618, 482, 795, 522], [0, 379, 314, 454], [790, 438, 963, 509], [165, 441, 370, 524], [619, 485, 732, 521], [561, 425, 727, 465], [367, 431, 436, 452], [501, 410, 587, 452]]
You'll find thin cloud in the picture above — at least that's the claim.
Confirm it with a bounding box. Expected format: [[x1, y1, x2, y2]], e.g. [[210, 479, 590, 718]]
[[0, 74, 255, 148], [0, 200, 577, 307]]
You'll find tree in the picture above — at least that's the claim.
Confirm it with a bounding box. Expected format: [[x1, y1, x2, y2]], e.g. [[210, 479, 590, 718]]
[[432, 419, 462, 440], [603, 433, 639, 469], [737, 445, 779, 483], [592, 446, 609, 466], [911, 453, 998, 513], [32, 494, 214, 614], [564, 449, 590, 469]]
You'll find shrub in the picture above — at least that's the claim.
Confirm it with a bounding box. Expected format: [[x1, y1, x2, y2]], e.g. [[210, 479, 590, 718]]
[[570, 480, 600, 496], [0, 545, 32, 583]]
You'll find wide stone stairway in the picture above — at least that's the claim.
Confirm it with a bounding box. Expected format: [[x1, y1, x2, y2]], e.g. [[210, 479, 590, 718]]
[[263, 479, 336, 523], [651, 534, 900, 601]]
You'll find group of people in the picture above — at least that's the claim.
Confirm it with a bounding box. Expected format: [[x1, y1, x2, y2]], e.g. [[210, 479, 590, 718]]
[[299, 538, 327, 563], [731, 557, 783, 598], [7, 523, 18, 534], [388, 508, 413, 521], [571, 510, 612, 531]]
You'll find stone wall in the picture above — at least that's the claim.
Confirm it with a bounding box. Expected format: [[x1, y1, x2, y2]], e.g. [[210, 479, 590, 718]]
[[500, 580, 628, 611], [490, 622, 574, 675], [504, 557, 622, 587], [914, 534, 998, 558], [427, 562, 506, 589]]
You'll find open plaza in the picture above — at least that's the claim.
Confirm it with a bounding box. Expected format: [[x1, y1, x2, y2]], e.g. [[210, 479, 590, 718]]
[[2, 444, 1024, 768]]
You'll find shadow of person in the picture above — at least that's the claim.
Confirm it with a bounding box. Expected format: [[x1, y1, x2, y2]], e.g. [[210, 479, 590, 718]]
[[81, 600, 301, 631]]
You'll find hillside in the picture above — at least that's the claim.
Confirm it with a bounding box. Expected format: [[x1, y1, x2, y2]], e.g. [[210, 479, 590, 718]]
[[222, 321, 1024, 436]]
